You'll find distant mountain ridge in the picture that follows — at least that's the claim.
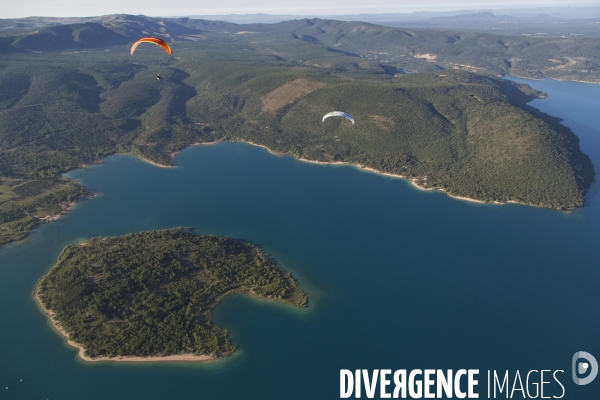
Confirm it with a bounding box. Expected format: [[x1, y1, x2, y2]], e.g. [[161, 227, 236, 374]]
[[3, 15, 211, 51], [181, 6, 600, 24], [0, 16, 95, 30], [428, 11, 562, 22], [0, 14, 598, 83], [431, 12, 508, 21]]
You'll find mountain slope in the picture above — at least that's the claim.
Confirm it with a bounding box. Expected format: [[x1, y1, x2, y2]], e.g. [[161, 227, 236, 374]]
[[249, 19, 600, 82], [2, 15, 599, 82], [0, 15, 596, 247]]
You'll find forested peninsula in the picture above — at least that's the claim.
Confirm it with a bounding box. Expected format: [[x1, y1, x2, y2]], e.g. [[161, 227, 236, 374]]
[[35, 228, 307, 361], [0, 15, 596, 246]]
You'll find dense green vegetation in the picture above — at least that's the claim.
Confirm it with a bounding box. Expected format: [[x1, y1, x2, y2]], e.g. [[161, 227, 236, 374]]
[[0, 15, 596, 246], [207, 70, 594, 210], [0, 177, 88, 245], [2, 15, 599, 82], [36, 228, 307, 359], [245, 19, 600, 83]]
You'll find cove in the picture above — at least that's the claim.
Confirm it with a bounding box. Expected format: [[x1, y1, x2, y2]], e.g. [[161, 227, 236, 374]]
[[0, 78, 599, 399]]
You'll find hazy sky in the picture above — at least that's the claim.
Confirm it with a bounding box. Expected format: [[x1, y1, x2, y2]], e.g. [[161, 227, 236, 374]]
[[2, 0, 598, 18]]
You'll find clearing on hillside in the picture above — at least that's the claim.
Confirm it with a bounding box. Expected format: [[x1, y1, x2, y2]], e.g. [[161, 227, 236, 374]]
[[261, 79, 326, 112]]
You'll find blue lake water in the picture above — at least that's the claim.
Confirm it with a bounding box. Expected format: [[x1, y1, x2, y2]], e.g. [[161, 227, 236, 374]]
[[0, 78, 599, 399]]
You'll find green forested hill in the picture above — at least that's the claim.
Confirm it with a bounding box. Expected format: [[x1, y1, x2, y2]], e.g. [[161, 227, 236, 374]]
[[36, 228, 307, 359], [0, 22, 595, 246], [2, 15, 599, 82], [249, 19, 600, 83], [185, 64, 593, 209]]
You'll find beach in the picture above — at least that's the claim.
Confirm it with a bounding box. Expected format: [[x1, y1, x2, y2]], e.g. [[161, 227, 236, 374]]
[[39, 194, 96, 223], [229, 140, 496, 206], [34, 294, 214, 363]]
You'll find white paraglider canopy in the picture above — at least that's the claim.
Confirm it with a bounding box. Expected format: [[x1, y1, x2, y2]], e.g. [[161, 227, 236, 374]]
[[322, 111, 355, 125]]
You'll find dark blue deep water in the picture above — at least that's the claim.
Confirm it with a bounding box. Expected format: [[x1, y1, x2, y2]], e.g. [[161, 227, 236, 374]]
[[0, 78, 599, 399]]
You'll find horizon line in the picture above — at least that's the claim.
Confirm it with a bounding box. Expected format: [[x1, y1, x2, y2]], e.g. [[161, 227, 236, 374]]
[[4, 4, 600, 20]]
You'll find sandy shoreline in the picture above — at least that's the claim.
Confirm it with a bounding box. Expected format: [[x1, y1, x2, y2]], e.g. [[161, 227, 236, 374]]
[[34, 294, 215, 363], [38, 203, 76, 223], [48, 156, 168, 231], [137, 157, 173, 168], [508, 74, 600, 85], [234, 140, 493, 205], [40, 138, 511, 235], [39, 194, 97, 223]]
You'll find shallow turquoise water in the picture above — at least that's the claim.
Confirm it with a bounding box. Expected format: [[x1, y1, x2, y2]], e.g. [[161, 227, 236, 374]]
[[0, 78, 599, 399]]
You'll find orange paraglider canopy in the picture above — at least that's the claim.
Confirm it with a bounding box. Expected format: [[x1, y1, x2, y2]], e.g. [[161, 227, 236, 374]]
[[130, 37, 172, 55]]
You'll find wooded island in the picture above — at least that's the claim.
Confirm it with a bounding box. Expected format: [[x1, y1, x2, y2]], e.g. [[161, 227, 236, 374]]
[[36, 228, 307, 360]]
